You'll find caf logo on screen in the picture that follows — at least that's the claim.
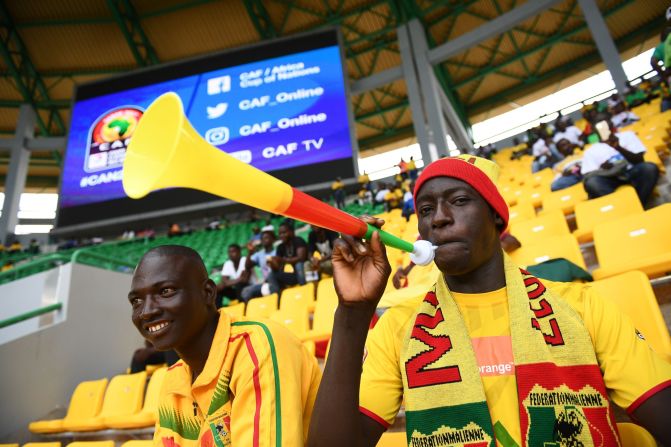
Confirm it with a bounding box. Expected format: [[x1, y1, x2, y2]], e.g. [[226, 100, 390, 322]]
[[85, 106, 143, 173], [207, 76, 231, 95], [207, 103, 228, 119], [205, 126, 230, 145]]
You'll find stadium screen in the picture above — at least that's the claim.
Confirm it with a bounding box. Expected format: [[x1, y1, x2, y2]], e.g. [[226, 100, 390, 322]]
[[56, 29, 356, 229]]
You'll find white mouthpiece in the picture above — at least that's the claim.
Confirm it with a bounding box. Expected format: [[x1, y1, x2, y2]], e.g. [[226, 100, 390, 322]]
[[410, 240, 437, 266]]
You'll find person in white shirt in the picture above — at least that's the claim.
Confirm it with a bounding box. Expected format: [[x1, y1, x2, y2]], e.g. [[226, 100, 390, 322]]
[[610, 101, 640, 128], [217, 243, 256, 305], [552, 118, 584, 147], [581, 114, 659, 205]]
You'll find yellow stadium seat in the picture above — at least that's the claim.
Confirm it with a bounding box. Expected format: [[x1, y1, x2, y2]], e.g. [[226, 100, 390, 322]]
[[222, 302, 245, 319], [105, 367, 167, 429], [616, 422, 657, 447], [270, 305, 315, 356], [302, 278, 338, 343], [66, 442, 114, 447], [529, 167, 554, 188], [509, 234, 585, 269], [572, 186, 643, 244], [245, 293, 278, 319], [378, 284, 428, 309], [509, 209, 569, 246], [540, 182, 588, 215], [508, 201, 536, 225], [591, 271, 671, 362], [29, 378, 108, 434], [516, 184, 549, 208], [280, 283, 315, 312], [23, 444, 60, 447], [376, 431, 406, 446], [0, 444, 19, 447], [120, 442, 153, 447], [64, 372, 147, 431], [592, 204, 671, 279], [643, 146, 665, 173]]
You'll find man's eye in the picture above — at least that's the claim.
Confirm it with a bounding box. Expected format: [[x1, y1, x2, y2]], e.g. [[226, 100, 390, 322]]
[[160, 287, 176, 296], [130, 297, 142, 307], [453, 196, 470, 205], [419, 206, 433, 216]]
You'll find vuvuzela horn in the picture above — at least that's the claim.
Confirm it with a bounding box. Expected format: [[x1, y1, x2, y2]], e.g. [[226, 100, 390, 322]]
[[122, 92, 435, 265]]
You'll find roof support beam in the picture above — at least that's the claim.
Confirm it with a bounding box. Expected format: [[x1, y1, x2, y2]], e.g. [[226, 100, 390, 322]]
[[243, 0, 278, 39], [106, 0, 159, 66], [428, 0, 562, 65], [0, 0, 66, 136]]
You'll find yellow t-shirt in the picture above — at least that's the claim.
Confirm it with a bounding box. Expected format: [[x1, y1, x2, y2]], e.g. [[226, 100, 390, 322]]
[[360, 281, 671, 445], [331, 180, 344, 191], [154, 311, 321, 447]]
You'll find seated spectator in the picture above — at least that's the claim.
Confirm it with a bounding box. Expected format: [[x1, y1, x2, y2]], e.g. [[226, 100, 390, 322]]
[[624, 81, 649, 108], [550, 138, 584, 191], [331, 177, 345, 209], [181, 222, 193, 235], [1, 261, 13, 272], [167, 223, 182, 237], [128, 245, 321, 446], [374, 183, 390, 206], [267, 220, 307, 293], [217, 244, 254, 306], [401, 188, 414, 222], [358, 171, 371, 191], [121, 229, 135, 240], [407, 156, 418, 180], [248, 225, 262, 250], [7, 240, 22, 254], [207, 217, 222, 231], [610, 101, 640, 128], [383, 184, 404, 211], [305, 225, 338, 280], [130, 340, 179, 373], [27, 238, 40, 255], [581, 113, 659, 205], [531, 128, 562, 172], [241, 225, 277, 302], [357, 187, 373, 206], [552, 117, 584, 147]]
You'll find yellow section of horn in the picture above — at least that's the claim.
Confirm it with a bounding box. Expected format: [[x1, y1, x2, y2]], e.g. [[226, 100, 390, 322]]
[[122, 92, 294, 214]]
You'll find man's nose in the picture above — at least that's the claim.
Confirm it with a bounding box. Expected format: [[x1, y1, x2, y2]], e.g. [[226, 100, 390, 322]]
[[139, 296, 160, 320]]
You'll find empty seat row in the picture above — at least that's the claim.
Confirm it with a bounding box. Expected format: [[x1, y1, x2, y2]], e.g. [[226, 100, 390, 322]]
[[29, 368, 166, 434]]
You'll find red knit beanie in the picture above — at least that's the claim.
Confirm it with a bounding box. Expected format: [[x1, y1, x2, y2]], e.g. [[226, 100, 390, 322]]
[[413, 156, 509, 228]]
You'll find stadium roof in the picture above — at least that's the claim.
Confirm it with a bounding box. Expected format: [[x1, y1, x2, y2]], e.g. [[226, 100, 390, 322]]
[[0, 0, 665, 190]]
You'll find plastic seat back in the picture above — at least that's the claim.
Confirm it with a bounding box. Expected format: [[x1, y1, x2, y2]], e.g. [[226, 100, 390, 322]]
[[66, 442, 114, 447], [63, 378, 108, 422], [593, 204, 671, 279], [573, 186, 642, 243], [222, 302, 245, 319], [509, 234, 585, 269], [592, 271, 671, 362], [23, 444, 60, 447], [508, 201, 536, 225], [509, 209, 569, 246], [245, 293, 278, 319], [541, 182, 588, 215], [280, 283, 315, 311], [313, 278, 339, 334], [99, 371, 147, 418], [616, 422, 657, 447], [142, 367, 168, 416], [270, 305, 310, 337], [120, 442, 153, 447]]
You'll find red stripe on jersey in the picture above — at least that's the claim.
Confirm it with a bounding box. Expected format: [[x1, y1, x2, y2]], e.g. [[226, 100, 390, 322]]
[[627, 379, 671, 415], [359, 406, 391, 428], [230, 333, 262, 447]]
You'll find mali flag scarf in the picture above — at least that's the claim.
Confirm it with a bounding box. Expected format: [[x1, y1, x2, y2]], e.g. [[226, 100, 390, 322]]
[[400, 254, 620, 447]]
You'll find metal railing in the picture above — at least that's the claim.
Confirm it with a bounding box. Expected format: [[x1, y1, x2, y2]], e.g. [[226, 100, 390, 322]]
[[0, 303, 62, 329]]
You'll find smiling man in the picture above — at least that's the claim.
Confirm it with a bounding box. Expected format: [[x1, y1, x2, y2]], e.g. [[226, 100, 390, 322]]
[[307, 156, 671, 447], [129, 245, 320, 447]]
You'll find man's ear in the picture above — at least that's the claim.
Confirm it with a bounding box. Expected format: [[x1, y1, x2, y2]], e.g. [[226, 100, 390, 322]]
[[203, 279, 218, 308]]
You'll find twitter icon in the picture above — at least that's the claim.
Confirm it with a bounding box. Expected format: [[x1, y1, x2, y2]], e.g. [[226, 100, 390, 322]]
[[207, 103, 228, 119]]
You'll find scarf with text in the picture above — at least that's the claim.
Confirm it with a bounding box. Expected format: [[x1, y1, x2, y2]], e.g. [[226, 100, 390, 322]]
[[400, 254, 620, 447]]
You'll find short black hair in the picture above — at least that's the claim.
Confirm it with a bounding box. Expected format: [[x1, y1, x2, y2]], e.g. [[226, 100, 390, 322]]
[[228, 243, 241, 251], [279, 219, 295, 231], [138, 245, 207, 276]]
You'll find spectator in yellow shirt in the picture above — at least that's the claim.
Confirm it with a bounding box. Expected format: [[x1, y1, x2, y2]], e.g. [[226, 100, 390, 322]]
[[129, 245, 321, 447], [308, 156, 671, 447], [331, 177, 345, 209]]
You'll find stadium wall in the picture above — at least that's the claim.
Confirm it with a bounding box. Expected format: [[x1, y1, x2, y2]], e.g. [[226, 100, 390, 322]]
[[0, 264, 141, 443]]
